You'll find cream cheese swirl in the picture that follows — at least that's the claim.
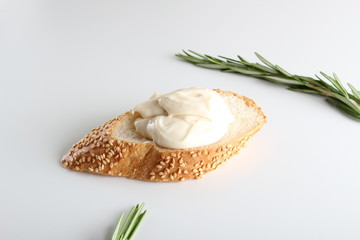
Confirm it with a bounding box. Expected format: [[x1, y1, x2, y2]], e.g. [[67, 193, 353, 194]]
[[133, 87, 234, 149]]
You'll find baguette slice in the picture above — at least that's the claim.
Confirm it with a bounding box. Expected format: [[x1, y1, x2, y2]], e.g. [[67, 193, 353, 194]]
[[61, 89, 266, 181]]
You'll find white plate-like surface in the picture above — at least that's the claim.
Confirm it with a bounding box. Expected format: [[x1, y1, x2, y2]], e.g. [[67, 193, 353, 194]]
[[1, 0, 360, 239]]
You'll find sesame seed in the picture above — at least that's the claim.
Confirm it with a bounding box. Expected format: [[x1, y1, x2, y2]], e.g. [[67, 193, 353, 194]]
[[63, 161, 68, 167], [150, 176, 155, 180], [170, 175, 174, 180], [179, 159, 184, 164], [161, 175, 166, 179], [165, 168, 170, 173], [192, 169, 198, 173], [88, 167, 94, 172], [156, 165, 163, 169], [194, 163, 200, 168], [180, 177, 185, 181], [170, 163, 175, 169], [177, 169, 182, 174], [105, 158, 110, 163], [118, 172, 122, 176], [183, 170, 189, 174], [75, 166, 80, 171], [150, 171, 155, 176], [165, 156, 171, 160], [108, 171, 112, 175], [171, 153, 176, 157], [95, 168, 99, 173], [122, 148, 127, 153], [110, 162, 114, 168], [159, 172, 164, 176], [179, 163, 186, 167], [160, 161, 166, 166]]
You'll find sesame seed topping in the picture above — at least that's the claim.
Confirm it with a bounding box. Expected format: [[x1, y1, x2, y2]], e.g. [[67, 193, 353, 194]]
[[160, 161, 166, 166], [89, 167, 94, 172], [179, 163, 186, 167], [75, 166, 80, 171], [171, 153, 176, 157], [180, 177, 185, 181], [191, 154, 197, 158], [159, 172, 164, 176], [156, 165, 162, 169], [183, 170, 189, 174], [161, 175, 166, 179], [150, 171, 155, 176], [150, 176, 155, 180]]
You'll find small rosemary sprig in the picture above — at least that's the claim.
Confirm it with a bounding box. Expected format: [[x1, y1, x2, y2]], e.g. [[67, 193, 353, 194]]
[[111, 203, 147, 240], [176, 50, 360, 120]]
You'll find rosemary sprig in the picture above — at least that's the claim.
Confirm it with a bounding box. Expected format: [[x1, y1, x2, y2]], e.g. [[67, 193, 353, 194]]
[[111, 203, 147, 240], [176, 50, 360, 120]]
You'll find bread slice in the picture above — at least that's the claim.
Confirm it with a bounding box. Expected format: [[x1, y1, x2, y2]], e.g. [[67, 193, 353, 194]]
[[61, 89, 266, 181]]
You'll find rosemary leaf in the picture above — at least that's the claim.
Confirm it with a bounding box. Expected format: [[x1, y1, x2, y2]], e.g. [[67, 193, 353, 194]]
[[111, 203, 147, 240], [176, 50, 360, 121]]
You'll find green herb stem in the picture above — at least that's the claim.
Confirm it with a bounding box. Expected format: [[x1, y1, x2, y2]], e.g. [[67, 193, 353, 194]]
[[176, 50, 360, 120], [111, 203, 147, 240]]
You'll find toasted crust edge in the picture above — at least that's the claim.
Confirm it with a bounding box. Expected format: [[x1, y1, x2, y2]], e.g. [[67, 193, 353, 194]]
[[61, 90, 266, 182]]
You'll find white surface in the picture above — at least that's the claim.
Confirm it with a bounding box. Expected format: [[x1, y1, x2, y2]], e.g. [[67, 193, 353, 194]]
[[1, 0, 360, 239]]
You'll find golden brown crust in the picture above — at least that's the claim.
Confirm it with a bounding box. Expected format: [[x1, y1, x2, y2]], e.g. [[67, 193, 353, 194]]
[[61, 90, 266, 182]]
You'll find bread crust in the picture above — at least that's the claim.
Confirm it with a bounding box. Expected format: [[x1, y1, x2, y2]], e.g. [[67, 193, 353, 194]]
[[61, 90, 266, 181]]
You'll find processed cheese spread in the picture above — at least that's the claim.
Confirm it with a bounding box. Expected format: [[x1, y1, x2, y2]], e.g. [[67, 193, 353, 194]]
[[133, 87, 234, 149]]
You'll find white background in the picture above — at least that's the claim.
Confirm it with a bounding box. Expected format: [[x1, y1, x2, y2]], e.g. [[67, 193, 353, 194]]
[[1, 0, 360, 239]]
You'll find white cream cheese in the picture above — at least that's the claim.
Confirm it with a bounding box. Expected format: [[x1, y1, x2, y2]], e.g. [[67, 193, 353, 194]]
[[132, 87, 234, 149]]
